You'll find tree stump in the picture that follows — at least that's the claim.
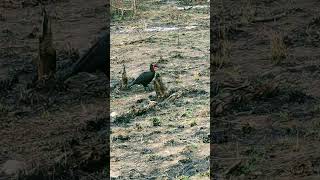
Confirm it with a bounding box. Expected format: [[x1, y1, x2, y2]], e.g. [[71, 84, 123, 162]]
[[120, 64, 128, 89], [153, 73, 168, 99]]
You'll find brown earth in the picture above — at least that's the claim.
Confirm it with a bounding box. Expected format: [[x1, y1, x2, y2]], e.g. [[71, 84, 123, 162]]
[[0, 0, 108, 179], [211, 0, 320, 179]]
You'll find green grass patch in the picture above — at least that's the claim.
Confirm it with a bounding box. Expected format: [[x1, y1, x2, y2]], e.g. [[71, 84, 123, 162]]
[[151, 117, 161, 126]]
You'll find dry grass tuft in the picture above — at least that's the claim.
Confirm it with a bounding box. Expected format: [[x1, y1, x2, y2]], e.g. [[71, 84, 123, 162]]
[[0, 103, 9, 116], [270, 31, 287, 64], [111, 0, 139, 20], [190, 119, 197, 127], [214, 40, 231, 66], [211, 33, 231, 69], [211, 6, 232, 69], [240, 0, 256, 24]]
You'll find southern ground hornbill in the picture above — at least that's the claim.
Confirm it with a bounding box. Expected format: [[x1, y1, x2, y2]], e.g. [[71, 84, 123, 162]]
[[128, 63, 158, 91]]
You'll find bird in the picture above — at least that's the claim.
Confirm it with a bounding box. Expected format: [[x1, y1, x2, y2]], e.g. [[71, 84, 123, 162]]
[[128, 63, 158, 91], [70, 32, 108, 76]]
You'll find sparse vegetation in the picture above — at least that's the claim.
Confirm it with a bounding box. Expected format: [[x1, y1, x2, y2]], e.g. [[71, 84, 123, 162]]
[[279, 111, 290, 122], [40, 110, 51, 120], [151, 117, 161, 126], [211, 25, 232, 69], [177, 0, 193, 6], [148, 154, 162, 161], [183, 108, 194, 117], [111, 0, 138, 21], [0, 103, 9, 116], [193, 71, 200, 81], [190, 119, 197, 127], [240, 0, 256, 24], [178, 175, 190, 180], [135, 123, 143, 131], [60, 42, 80, 62]]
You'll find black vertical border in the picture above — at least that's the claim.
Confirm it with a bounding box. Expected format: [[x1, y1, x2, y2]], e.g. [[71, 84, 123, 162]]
[[209, 0, 214, 178], [209, 0, 214, 179], [105, 0, 111, 178]]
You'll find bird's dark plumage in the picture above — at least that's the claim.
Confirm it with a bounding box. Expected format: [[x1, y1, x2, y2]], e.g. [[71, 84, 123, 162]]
[[128, 63, 158, 91], [70, 32, 109, 76]]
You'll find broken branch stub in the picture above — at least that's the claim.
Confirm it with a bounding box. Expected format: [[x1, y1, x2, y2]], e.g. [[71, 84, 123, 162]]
[[153, 73, 168, 99], [120, 64, 128, 89], [38, 7, 56, 81]]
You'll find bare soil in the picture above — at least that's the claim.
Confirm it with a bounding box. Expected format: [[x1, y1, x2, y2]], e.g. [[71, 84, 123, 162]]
[[211, 0, 320, 179], [0, 0, 108, 179], [110, 0, 210, 179]]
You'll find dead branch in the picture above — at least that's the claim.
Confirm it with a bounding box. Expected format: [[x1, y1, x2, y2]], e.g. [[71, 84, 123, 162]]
[[252, 12, 287, 23], [224, 160, 243, 175], [115, 35, 156, 46]]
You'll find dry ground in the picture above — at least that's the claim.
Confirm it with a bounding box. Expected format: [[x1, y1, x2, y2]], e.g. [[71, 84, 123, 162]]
[[211, 0, 320, 179], [0, 0, 108, 179], [110, 0, 210, 179]]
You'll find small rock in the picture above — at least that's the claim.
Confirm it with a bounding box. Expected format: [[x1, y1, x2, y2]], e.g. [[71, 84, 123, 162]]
[[141, 148, 153, 154], [148, 100, 157, 106], [113, 134, 130, 142], [1, 160, 26, 175], [111, 111, 118, 118], [252, 171, 263, 176], [148, 93, 157, 101]]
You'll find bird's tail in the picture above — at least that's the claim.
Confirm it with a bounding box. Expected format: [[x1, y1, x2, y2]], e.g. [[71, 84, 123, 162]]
[[128, 80, 135, 88]]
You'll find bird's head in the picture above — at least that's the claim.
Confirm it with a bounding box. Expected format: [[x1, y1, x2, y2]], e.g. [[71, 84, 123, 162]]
[[150, 63, 159, 72]]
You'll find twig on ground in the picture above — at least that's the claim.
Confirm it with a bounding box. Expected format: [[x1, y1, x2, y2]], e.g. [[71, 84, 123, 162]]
[[114, 35, 156, 46], [224, 160, 242, 175], [252, 12, 287, 23]]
